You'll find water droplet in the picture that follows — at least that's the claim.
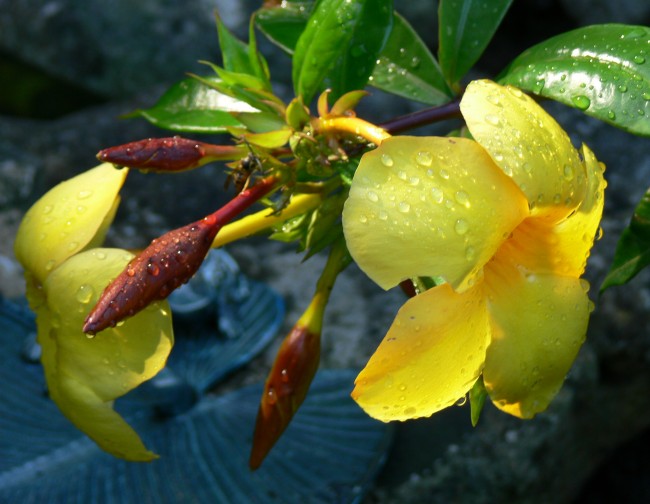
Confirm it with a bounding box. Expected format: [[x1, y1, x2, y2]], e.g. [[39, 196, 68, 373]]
[[367, 190, 379, 202], [596, 226, 604, 240], [410, 56, 420, 68], [571, 95, 590, 110], [563, 164, 574, 180], [45, 259, 56, 271], [42, 205, 53, 215], [398, 201, 410, 213], [580, 278, 590, 292], [607, 110, 617, 120], [454, 219, 469, 235], [634, 55, 646, 64], [75, 284, 94, 304], [267, 387, 277, 405], [77, 190, 93, 200], [378, 210, 388, 220], [431, 187, 443, 203], [618, 84, 628, 93], [126, 267, 136, 277], [359, 214, 368, 224], [486, 94, 502, 106], [381, 153, 394, 167], [409, 176, 420, 186], [95, 251, 107, 260], [397, 170, 407, 181], [455, 191, 470, 208], [416, 151, 432, 166], [485, 114, 500, 126], [439, 169, 450, 180], [281, 369, 289, 383], [465, 246, 476, 261], [67, 241, 79, 252], [147, 262, 160, 276], [404, 407, 416, 416]]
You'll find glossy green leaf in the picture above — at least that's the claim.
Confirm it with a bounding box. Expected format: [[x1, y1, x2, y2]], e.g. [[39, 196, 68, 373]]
[[131, 77, 249, 133], [601, 188, 650, 291], [292, 0, 393, 104], [371, 12, 453, 105], [499, 24, 650, 136], [215, 14, 271, 91], [255, 2, 312, 53], [438, 0, 513, 85]]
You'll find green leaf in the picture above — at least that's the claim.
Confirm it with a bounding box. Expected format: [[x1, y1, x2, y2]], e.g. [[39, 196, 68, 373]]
[[499, 24, 650, 136], [130, 77, 248, 133], [371, 12, 453, 105], [255, 2, 312, 53], [601, 188, 650, 291], [216, 14, 271, 91], [292, 0, 393, 104], [438, 0, 513, 85]]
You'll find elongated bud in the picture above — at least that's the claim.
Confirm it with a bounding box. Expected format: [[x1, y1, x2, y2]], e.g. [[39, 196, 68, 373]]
[[97, 136, 244, 172], [249, 316, 321, 470], [83, 176, 279, 334], [83, 214, 221, 334], [249, 238, 351, 469]]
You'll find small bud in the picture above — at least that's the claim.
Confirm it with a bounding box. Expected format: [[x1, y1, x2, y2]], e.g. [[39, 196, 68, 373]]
[[97, 137, 242, 173], [83, 214, 221, 334], [249, 323, 321, 470]]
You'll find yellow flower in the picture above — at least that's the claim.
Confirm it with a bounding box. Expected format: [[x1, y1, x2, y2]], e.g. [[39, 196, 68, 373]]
[[342, 80, 605, 421], [15, 164, 174, 460]]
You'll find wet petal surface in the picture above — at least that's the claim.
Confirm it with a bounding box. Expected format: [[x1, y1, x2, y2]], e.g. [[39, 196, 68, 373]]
[[461, 80, 585, 221], [343, 136, 527, 291], [42, 248, 174, 460], [483, 259, 591, 418], [353, 282, 490, 421], [14, 163, 127, 283]]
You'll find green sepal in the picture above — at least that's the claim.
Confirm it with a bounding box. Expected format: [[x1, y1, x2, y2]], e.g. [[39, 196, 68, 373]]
[[469, 375, 488, 427]]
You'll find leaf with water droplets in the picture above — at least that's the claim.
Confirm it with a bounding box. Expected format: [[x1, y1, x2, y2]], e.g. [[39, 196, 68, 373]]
[[438, 0, 514, 85], [292, 0, 393, 103], [602, 187, 650, 291], [371, 12, 453, 104], [499, 24, 650, 136]]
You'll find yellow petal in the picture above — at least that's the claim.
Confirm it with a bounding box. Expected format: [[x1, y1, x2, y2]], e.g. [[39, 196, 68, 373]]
[[461, 80, 585, 221], [492, 144, 606, 278], [342, 136, 528, 291], [353, 282, 490, 421], [41, 248, 173, 460], [14, 163, 128, 283], [483, 261, 591, 419]]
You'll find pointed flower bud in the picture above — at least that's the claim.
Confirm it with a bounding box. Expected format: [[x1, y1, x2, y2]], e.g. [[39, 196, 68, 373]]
[[84, 175, 279, 334], [249, 238, 351, 469], [97, 136, 244, 172]]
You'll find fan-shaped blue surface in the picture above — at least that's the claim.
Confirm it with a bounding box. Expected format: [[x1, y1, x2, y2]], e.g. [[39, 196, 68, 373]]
[[0, 249, 393, 503]]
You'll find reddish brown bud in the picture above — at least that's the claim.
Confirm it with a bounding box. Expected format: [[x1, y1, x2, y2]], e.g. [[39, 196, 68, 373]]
[[83, 214, 221, 334], [83, 176, 279, 335], [97, 137, 242, 172], [249, 325, 321, 470]]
